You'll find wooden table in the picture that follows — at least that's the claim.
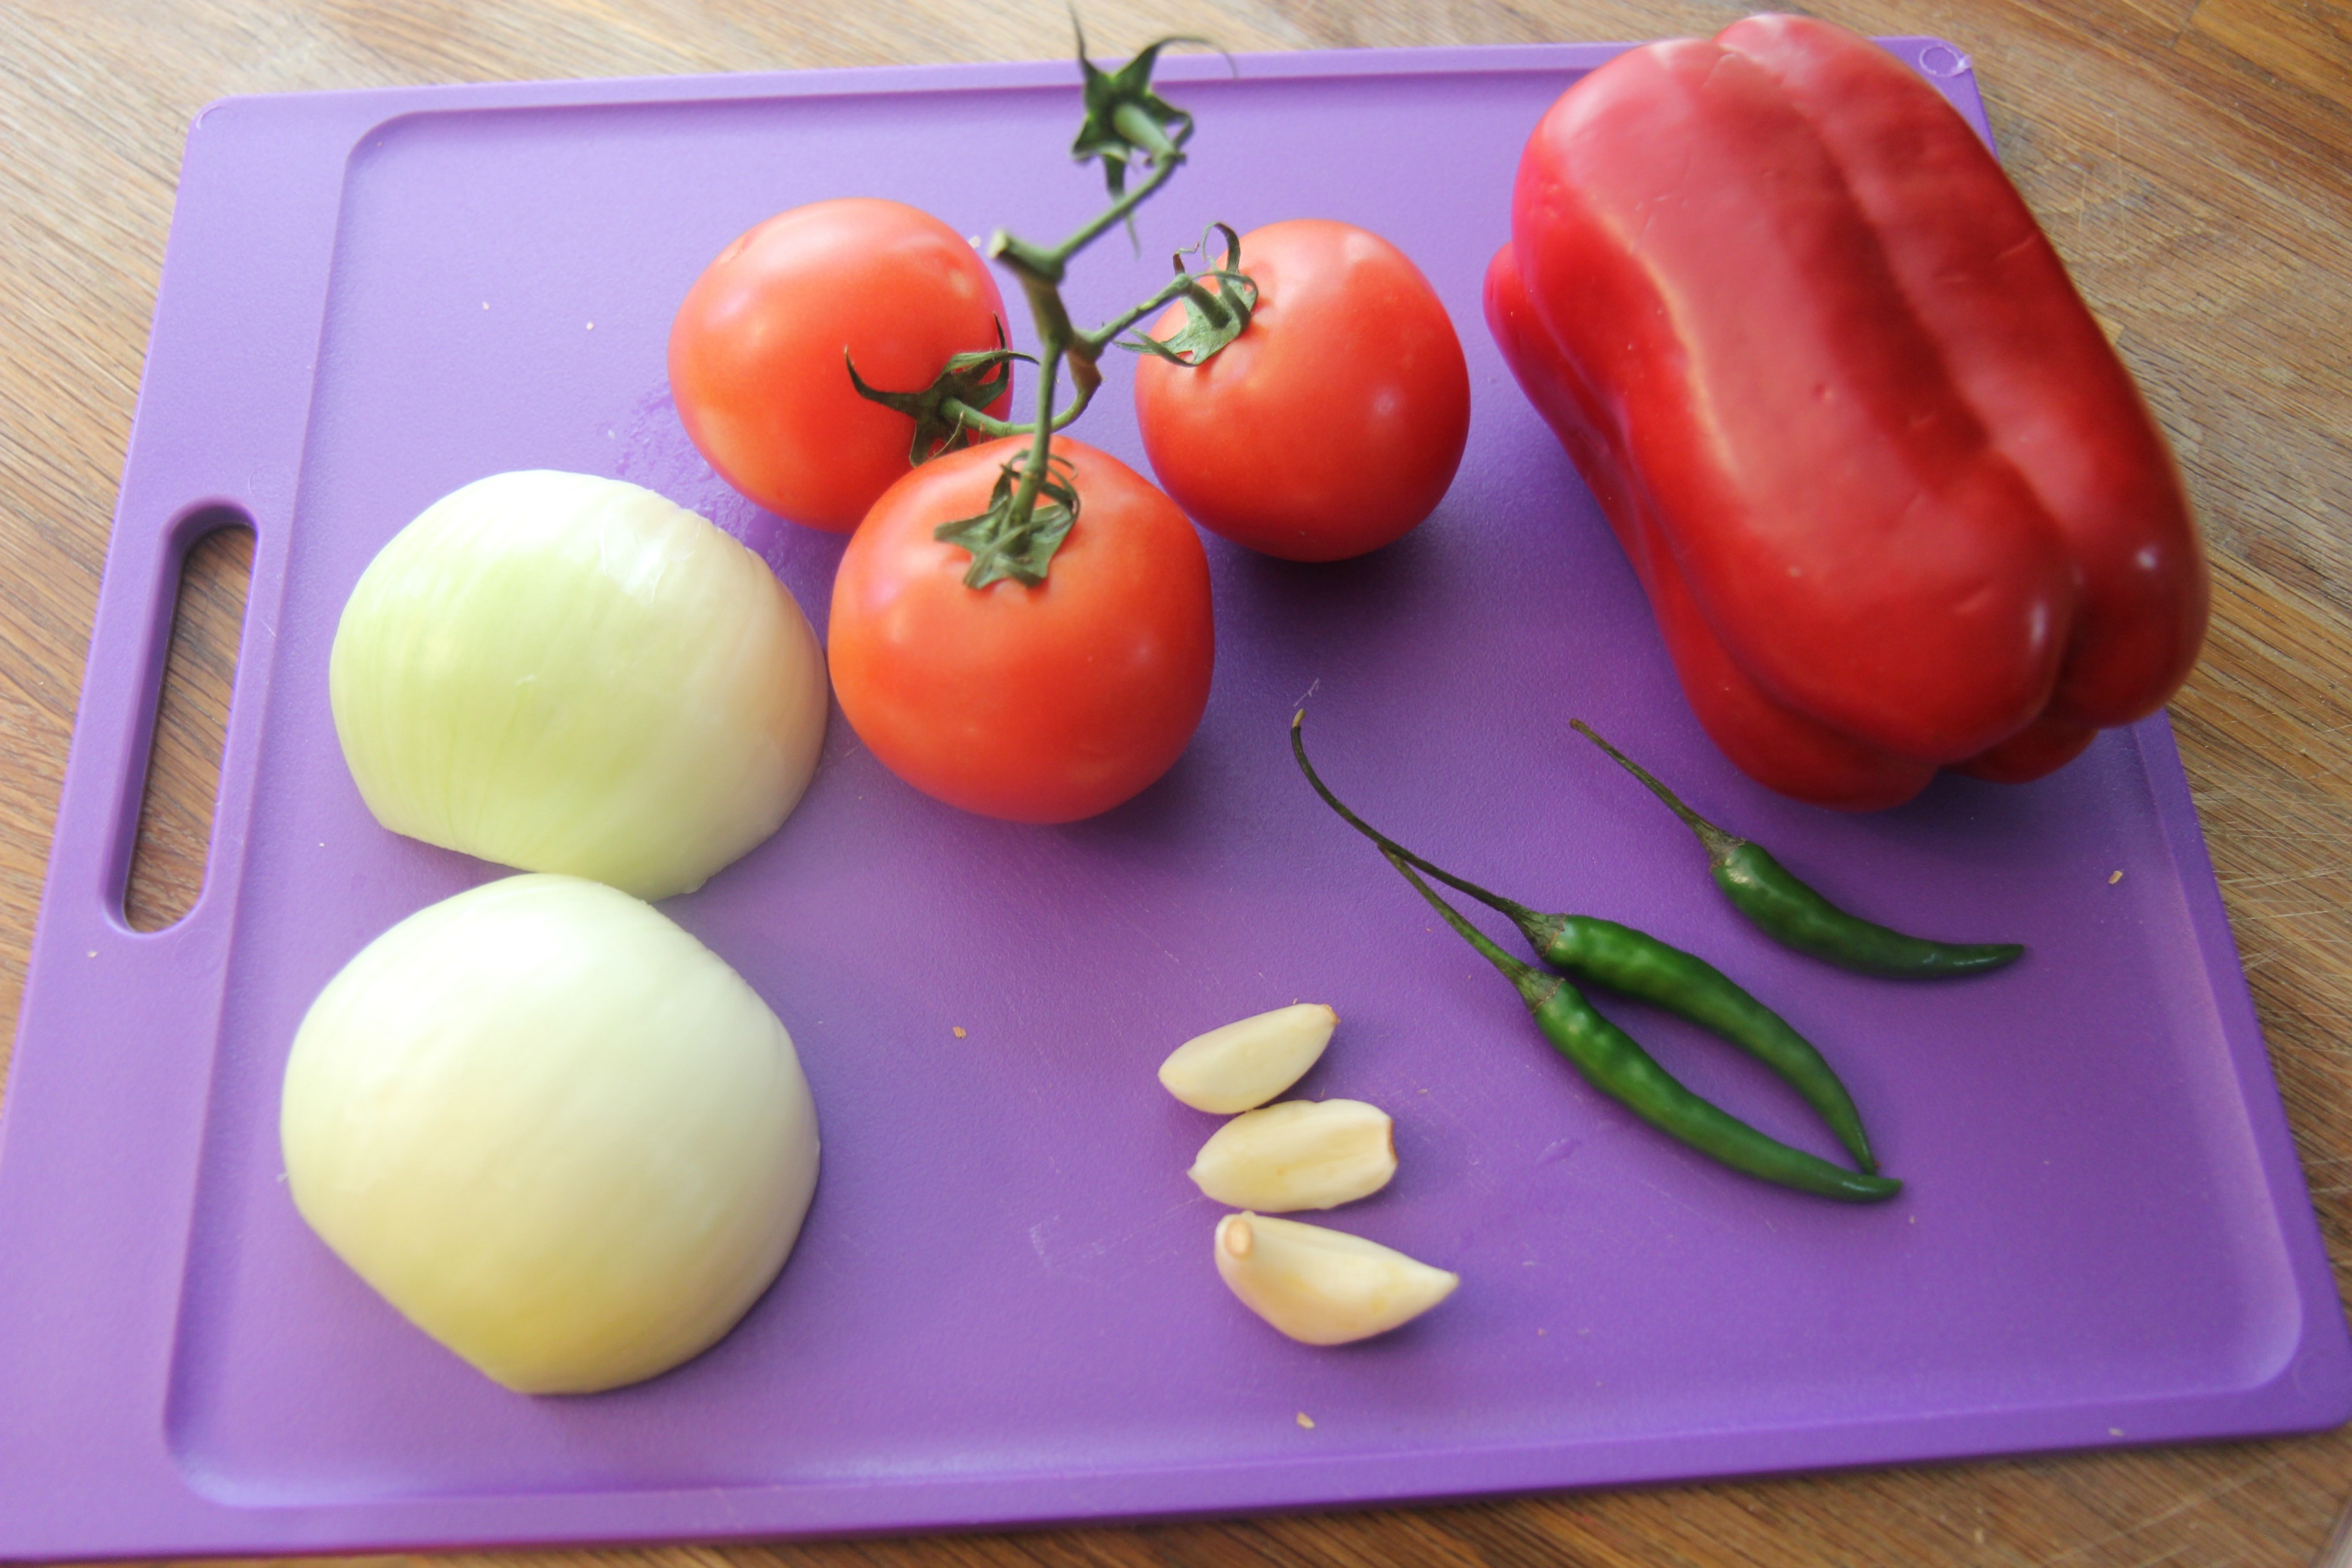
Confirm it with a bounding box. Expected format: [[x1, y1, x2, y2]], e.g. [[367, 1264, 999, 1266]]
[[4, 1, 2347, 1563]]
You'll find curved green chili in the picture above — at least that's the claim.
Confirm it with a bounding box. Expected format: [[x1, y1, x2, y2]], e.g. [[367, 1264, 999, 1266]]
[[1298, 710, 1900, 1203], [1571, 720, 2025, 980], [1291, 713, 1877, 1172], [1380, 846, 1899, 1204]]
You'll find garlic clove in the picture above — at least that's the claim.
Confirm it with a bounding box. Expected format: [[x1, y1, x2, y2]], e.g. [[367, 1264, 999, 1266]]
[[1212, 1212, 1457, 1345], [1189, 1099, 1396, 1211], [1158, 1003, 1338, 1113]]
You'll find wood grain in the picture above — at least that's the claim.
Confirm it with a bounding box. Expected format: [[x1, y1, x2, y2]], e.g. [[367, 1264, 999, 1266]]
[[3, 1, 2347, 1564]]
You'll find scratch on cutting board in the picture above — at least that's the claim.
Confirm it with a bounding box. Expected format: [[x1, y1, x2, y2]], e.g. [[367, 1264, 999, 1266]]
[[2029, 1458, 2277, 1566], [1029, 1196, 1200, 1280], [1635, 1175, 1708, 1223], [1108, 902, 1185, 969]]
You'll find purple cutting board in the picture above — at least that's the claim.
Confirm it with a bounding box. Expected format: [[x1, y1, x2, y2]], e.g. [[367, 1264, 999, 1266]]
[[3, 38, 2346, 1560]]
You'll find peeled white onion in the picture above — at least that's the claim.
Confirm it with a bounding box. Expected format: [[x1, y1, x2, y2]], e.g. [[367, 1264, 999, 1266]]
[[281, 873, 821, 1395], [330, 470, 829, 900]]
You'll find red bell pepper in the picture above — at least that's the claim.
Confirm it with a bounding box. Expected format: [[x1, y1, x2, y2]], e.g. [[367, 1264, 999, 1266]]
[[1489, 14, 2207, 810]]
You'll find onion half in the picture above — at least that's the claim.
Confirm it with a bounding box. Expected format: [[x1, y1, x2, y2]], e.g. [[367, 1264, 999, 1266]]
[[280, 873, 822, 1395], [330, 470, 829, 900]]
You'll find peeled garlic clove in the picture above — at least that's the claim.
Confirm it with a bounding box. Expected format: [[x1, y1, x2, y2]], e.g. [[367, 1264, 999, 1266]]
[[1158, 1003, 1337, 1113], [1213, 1212, 1457, 1346], [1189, 1099, 1396, 1211]]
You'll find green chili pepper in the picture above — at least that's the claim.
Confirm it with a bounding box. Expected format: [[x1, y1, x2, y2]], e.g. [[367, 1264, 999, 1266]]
[[1298, 710, 1900, 1203], [1291, 712, 1878, 1174], [1572, 720, 2025, 980], [1379, 844, 1898, 1203]]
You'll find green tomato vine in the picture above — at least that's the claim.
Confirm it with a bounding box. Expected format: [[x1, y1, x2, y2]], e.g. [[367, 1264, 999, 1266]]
[[848, 29, 1256, 589]]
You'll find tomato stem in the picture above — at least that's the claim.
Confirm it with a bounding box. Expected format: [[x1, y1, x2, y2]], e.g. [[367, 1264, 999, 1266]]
[[1080, 254, 1228, 359], [1047, 116, 1183, 261], [936, 383, 1093, 442], [1007, 352, 1061, 562], [849, 29, 1250, 589]]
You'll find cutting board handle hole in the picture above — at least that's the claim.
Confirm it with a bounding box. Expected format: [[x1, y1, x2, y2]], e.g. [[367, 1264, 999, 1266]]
[[123, 515, 254, 933]]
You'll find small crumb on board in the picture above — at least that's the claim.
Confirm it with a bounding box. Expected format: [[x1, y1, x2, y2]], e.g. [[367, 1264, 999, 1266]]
[[1295, 1411, 1315, 1430]]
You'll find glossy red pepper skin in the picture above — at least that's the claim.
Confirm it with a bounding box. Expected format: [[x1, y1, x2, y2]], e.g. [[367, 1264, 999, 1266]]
[[1491, 15, 2207, 809]]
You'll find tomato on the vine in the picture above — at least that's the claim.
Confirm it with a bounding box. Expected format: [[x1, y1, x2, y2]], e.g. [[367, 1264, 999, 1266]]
[[668, 197, 1011, 533], [1133, 218, 1471, 562], [828, 438, 1214, 823]]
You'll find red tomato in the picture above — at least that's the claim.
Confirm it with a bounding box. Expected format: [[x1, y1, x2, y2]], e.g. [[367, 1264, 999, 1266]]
[[1132, 218, 1472, 562], [669, 198, 1011, 533], [829, 438, 1214, 823]]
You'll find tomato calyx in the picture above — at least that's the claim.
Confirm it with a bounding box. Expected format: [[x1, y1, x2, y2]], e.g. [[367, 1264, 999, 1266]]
[[934, 448, 1084, 589], [844, 318, 1028, 466], [1119, 224, 1258, 366], [1070, 23, 1207, 207]]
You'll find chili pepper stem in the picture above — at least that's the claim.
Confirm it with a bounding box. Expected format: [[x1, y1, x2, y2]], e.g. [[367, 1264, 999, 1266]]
[[1379, 846, 1561, 1013], [1570, 718, 1740, 859], [1289, 711, 1553, 937]]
